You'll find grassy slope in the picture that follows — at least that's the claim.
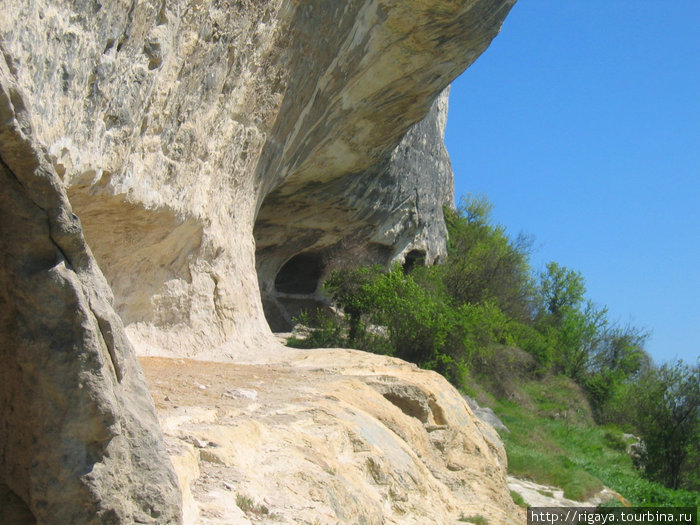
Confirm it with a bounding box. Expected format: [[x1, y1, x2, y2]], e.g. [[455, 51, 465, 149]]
[[470, 366, 700, 507]]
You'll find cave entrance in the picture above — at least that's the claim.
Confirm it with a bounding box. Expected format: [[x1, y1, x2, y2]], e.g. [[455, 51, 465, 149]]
[[274, 252, 325, 295], [262, 251, 328, 332], [402, 249, 426, 273]]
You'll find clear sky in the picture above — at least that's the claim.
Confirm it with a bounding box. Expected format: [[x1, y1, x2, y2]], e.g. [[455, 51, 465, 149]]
[[445, 0, 699, 365]]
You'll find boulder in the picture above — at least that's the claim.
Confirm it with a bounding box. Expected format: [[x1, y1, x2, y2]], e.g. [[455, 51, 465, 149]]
[[142, 349, 523, 524], [0, 56, 181, 524]]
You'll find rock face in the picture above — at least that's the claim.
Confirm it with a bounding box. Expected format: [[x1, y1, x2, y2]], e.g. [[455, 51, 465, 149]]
[[142, 350, 522, 525], [1, 0, 515, 357], [0, 56, 181, 524], [1, 0, 517, 522]]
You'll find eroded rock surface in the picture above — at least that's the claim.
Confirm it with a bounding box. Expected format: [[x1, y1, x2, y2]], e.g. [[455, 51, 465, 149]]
[[0, 55, 181, 525], [142, 350, 522, 525], [1, 0, 515, 357], [257, 88, 456, 330]]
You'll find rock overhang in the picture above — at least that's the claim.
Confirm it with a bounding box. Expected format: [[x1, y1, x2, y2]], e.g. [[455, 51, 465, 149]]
[[1, 1, 519, 522]]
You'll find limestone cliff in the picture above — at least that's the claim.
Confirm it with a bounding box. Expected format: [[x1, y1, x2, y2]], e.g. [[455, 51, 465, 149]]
[[1, 0, 517, 523], [257, 88, 455, 331], [1, 0, 514, 357]]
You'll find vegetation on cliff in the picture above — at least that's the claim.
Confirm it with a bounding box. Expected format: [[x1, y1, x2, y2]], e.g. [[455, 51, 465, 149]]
[[287, 195, 700, 505]]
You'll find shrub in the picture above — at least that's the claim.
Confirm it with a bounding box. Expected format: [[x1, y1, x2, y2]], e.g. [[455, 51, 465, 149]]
[[323, 264, 385, 344], [286, 310, 347, 349], [443, 197, 535, 322], [507, 321, 555, 371], [629, 361, 700, 490]]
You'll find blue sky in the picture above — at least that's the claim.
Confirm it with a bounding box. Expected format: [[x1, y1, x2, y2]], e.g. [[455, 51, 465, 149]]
[[445, 0, 699, 365]]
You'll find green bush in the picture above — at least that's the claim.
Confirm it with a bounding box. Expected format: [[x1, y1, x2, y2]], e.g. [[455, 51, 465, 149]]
[[286, 310, 347, 349], [507, 321, 556, 372], [628, 361, 700, 491], [323, 264, 385, 344], [443, 197, 535, 322], [319, 263, 530, 387]]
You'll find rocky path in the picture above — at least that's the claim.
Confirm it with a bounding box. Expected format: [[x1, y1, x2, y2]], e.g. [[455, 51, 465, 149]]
[[140, 349, 523, 524]]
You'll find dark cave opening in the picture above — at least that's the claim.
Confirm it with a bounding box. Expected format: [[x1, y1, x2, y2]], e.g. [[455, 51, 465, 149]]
[[402, 249, 426, 273], [274, 252, 325, 295], [0, 483, 37, 524]]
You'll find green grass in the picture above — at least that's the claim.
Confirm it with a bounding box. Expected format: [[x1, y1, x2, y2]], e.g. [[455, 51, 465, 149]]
[[236, 493, 270, 516], [486, 374, 700, 509], [459, 514, 489, 524], [510, 490, 527, 508]]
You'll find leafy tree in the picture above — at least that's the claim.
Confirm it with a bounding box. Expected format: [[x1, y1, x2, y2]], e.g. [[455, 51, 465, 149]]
[[532, 263, 645, 387], [631, 360, 700, 490], [536, 262, 586, 322], [553, 302, 609, 381], [591, 325, 651, 377], [323, 265, 383, 343], [443, 196, 535, 321], [534, 263, 602, 379], [586, 325, 651, 419]]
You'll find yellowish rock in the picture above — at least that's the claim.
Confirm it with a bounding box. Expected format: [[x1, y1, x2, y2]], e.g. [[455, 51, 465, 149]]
[[142, 350, 524, 524]]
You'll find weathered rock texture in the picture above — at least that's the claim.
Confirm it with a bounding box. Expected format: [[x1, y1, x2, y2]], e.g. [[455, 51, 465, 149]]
[[257, 88, 456, 330], [142, 350, 522, 525], [1, 0, 515, 357], [0, 55, 181, 524], [1, 0, 517, 522]]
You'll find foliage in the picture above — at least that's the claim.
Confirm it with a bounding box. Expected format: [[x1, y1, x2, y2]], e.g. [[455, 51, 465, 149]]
[[506, 321, 556, 370], [533, 262, 650, 422], [298, 238, 527, 383], [536, 262, 586, 322], [535, 262, 605, 381], [510, 490, 527, 508], [322, 263, 503, 385], [443, 196, 535, 321], [284, 193, 697, 501], [323, 264, 385, 343], [286, 310, 347, 349], [628, 360, 700, 490], [585, 325, 651, 421]]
